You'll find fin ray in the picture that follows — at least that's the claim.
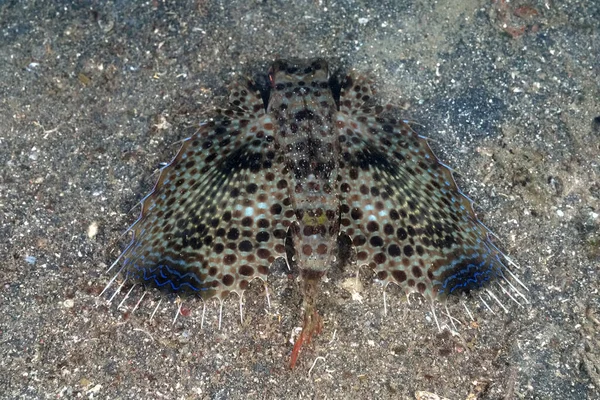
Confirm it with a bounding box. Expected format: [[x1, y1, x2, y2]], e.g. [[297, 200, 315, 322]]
[[336, 73, 516, 302], [118, 80, 294, 301]]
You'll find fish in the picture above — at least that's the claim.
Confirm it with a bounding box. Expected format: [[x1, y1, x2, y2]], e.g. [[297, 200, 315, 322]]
[[104, 59, 527, 368]]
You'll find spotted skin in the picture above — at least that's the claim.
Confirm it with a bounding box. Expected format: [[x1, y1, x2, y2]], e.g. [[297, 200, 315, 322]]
[[268, 60, 340, 275], [121, 80, 295, 300], [336, 74, 506, 301], [114, 59, 517, 367]]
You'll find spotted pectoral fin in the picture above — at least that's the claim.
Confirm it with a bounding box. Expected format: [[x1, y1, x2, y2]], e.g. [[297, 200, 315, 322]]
[[338, 73, 378, 113], [226, 77, 267, 115], [335, 104, 509, 302], [118, 81, 295, 301]]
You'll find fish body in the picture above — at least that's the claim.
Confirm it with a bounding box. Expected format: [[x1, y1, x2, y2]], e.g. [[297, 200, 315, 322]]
[[108, 59, 524, 367]]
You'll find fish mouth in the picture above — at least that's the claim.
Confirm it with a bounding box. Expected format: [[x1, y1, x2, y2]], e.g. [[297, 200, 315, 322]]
[[268, 58, 330, 87]]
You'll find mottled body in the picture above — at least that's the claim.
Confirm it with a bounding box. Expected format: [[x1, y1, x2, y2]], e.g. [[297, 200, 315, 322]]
[[109, 59, 523, 367], [269, 60, 340, 276]]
